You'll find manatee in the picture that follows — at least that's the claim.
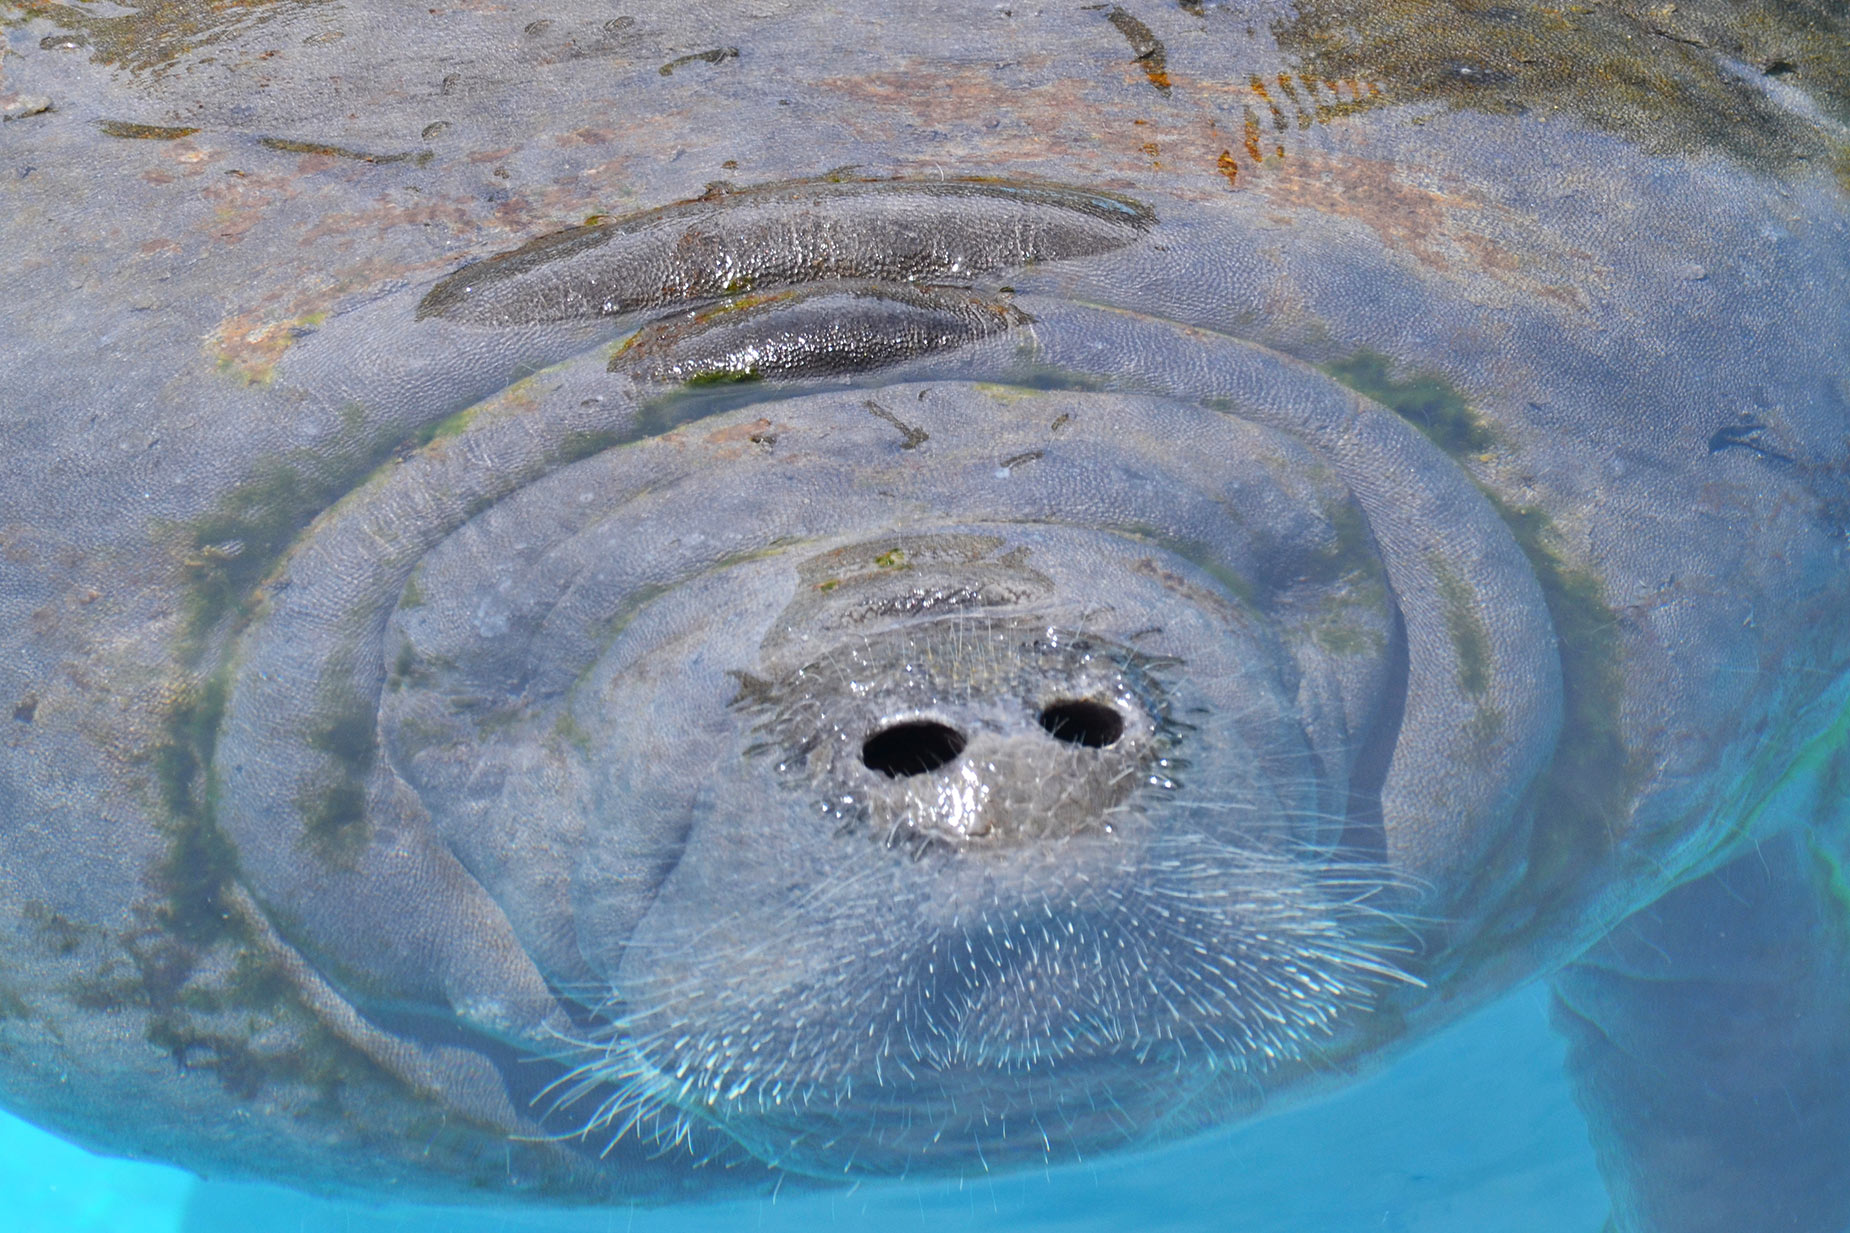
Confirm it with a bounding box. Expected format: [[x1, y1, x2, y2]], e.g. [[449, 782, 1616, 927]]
[[0, 2, 1846, 1229]]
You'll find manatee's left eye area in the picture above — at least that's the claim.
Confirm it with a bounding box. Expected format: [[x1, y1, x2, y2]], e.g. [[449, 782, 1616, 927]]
[[1038, 698, 1125, 748], [861, 719, 968, 778]]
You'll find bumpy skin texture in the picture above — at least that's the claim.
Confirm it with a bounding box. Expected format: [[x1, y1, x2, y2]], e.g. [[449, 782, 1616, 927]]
[[0, 0, 1846, 1224]]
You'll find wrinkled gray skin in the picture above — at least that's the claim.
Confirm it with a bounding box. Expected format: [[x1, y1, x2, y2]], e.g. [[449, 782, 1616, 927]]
[[1, 2, 1847, 1229]]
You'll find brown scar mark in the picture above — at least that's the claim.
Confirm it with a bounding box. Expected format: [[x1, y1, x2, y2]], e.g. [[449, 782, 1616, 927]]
[[999, 449, 1044, 471], [705, 417, 779, 449], [1206, 69, 1386, 179], [97, 119, 199, 140], [659, 47, 739, 76], [864, 400, 930, 450], [1263, 150, 1464, 267], [553, 127, 614, 148], [862, 401, 932, 449], [1243, 108, 1264, 162], [257, 137, 432, 166], [1105, 6, 1172, 96]]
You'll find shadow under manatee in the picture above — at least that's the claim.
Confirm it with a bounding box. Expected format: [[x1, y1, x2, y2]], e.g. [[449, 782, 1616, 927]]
[[179, 985, 1607, 1233]]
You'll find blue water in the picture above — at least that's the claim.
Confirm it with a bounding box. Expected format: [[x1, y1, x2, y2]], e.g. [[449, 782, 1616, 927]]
[[2, 985, 1606, 1233]]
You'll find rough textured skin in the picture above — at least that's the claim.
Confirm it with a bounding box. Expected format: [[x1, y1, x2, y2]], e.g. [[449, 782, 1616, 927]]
[[0, 1, 1845, 1226]]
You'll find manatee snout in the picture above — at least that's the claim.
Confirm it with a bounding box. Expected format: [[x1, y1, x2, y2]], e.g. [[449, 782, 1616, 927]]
[[548, 427, 1419, 1170], [738, 612, 1172, 850]]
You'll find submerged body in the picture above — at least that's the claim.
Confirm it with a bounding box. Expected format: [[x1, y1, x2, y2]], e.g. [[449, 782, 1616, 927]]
[[0, 2, 1847, 1229]]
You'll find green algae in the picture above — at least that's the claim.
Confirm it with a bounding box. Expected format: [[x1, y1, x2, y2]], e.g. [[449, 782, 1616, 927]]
[[298, 696, 378, 865], [176, 402, 456, 645], [1323, 350, 1493, 458], [1274, 0, 1850, 174], [1431, 557, 1493, 696], [1302, 499, 1392, 656], [1487, 495, 1637, 904], [682, 367, 764, 388], [257, 136, 431, 165], [4, 0, 334, 77], [96, 119, 199, 140], [180, 461, 332, 642], [1303, 497, 1382, 587], [1322, 346, 1631, 870]]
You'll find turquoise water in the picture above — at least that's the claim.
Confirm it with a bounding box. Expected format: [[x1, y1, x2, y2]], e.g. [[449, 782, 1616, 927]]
[[2, 985, 1606, 1233]]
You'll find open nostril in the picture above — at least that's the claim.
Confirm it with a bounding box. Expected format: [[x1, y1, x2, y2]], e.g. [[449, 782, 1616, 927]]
[[1038, 699, 1124, 748], [862, 720, 967, 778]]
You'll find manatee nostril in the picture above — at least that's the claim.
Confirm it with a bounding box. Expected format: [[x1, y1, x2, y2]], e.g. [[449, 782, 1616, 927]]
[[862, 720, 967, 778], [1038, 699, 1124, 748]]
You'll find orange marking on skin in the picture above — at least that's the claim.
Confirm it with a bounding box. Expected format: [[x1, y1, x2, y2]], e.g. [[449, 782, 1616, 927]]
[[1248, 74, 1272, 101], [1217, 149, 1240, 187], [1243, 109, 1263, 162]]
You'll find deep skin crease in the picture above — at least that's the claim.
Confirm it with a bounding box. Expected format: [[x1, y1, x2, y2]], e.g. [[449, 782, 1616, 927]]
[[0, 3, 1847, 1230]]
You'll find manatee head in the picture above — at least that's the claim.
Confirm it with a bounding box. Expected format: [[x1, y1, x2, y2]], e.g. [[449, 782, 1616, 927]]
[[390, 385, 1422, 1176], [204, 178, 1563, 1177], [535, 408, 1415, 1173], [4, 0, 1846, 1211]]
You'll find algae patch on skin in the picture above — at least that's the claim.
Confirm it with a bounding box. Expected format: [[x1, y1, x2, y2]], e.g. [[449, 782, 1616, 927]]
[[1318, 341, 1637, 927], [299, 695, 379, 866], [1323, 350, 1493, 458], [1487, 496, 1637, 911], [96, 118, 199, 139], [178, 460, 344, 641], [1430, 557, 1493, 697], [1273, 0, 1850, 173], [6, 0, 337, 76]]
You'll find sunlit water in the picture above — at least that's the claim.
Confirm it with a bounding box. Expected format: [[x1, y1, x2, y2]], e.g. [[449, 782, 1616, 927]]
[[3, 984, 1605, 1233]]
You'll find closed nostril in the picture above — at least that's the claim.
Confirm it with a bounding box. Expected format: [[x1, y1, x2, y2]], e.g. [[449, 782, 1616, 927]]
[[1038, 699, 1124, 748], [862, 720, 967, 777]]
